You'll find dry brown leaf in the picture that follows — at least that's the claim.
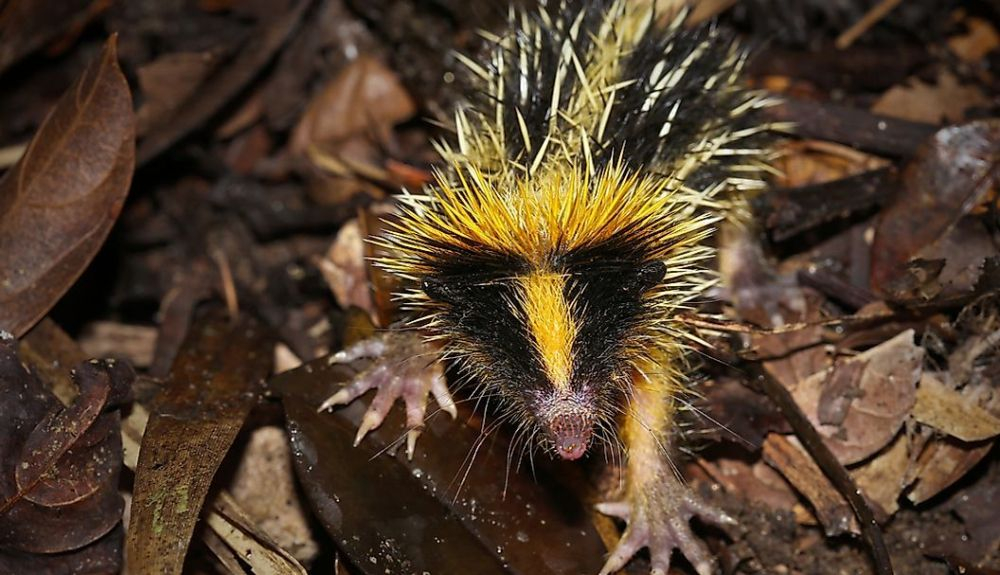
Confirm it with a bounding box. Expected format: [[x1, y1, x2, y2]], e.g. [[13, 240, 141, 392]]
[[772, 139, 889, 188], [120, 404, 309, 573], [870, 120, 1000, 297], [700, 457, 799, 513], [913, 373, 1000, 442], [135, 50, 223, 137], [851, 432, 910, 518], [793, 330, 921, 465], [948, 16, 1000, 63], [126, 313, 274, 573], [317, 219, 375, 323], [945, 458, 1000, 562], [913, 218, 996, 300], [872, 70, 989, 124], [907, 437, 993, 504], [290, 56, 416, 156], [949, 292, 1000, 388], [223, 124, 273, 175], [0, 36, 134, 338], [229, 426, 319, 564]]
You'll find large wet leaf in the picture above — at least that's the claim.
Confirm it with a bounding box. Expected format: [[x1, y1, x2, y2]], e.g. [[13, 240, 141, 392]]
[[273, 355, 608, 575], [126, 312, 274, 574], [0, 36, 134, 337]]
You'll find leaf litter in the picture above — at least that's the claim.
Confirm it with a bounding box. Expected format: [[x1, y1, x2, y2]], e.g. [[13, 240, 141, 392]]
[[0, 1, 999, 575]]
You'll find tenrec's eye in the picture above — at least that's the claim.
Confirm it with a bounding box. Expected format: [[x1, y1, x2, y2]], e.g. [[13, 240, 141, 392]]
[[634, 260, 666, 293], [422, 277, 457, 303], [580, 261, 664, 296], [422, 276, 510, 307]]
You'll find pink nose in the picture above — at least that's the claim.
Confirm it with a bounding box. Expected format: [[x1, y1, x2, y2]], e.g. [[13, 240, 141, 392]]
[[547, 413, 593, 461], [556, 434, 589, 460]]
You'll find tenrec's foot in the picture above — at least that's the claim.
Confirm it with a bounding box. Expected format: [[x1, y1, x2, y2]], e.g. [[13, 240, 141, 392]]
[[318, 331, 456, 458], [596, 486, 735, 575]]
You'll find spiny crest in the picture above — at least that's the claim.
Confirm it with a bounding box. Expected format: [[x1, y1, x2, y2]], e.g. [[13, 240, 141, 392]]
[[378, 160, 720, 277], [447, 0, 774, 184], [450, 0, 651, 176]]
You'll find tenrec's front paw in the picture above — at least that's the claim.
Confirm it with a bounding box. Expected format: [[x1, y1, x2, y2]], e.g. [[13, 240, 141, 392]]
[[318, 332, 456, 458], [596, 487, 734, 575]]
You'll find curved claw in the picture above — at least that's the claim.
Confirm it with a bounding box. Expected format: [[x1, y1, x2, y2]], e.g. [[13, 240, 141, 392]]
[[597, 490, 733, 575], [318, 332, 454, 458], [429, 372, 457, 418], [594, 500, 630, 519], [598, 524, 646, 575], [317, 362, 390, 412]]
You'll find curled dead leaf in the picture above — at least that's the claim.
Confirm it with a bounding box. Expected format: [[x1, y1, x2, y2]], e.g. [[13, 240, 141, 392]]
[[317, 219, 375, 322], [0, 333, 133, 570]]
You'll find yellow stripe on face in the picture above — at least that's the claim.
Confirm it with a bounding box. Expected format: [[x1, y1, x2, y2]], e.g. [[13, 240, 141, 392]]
[[519, 272, 576, 390]]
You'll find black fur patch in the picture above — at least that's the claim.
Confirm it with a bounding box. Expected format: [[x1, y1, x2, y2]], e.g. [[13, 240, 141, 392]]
[[595, 22, 750, 173], [423, 240, 664, 406], [565, 257, 665, 389], [424, 251, 549, 393], [425, 244, 664, 403], [488, 0, 611, 163]]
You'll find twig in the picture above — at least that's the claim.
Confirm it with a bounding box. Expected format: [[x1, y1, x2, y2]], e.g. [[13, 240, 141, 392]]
[[209, 247, 240, 320], [753, 167, 896, 242], [764, 97, 936, 158], [836, 0, 904, 49], [746, 363, 894, 575], [676, 307, 897, 335]]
